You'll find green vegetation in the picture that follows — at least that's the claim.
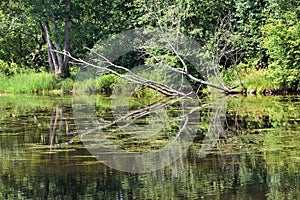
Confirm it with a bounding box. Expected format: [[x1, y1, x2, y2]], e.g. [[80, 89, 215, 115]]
[[0, 0, 299, 94], [0, 72, 124, 94], [0, 73, 57, 93], [262, 11, 300, 90], [96, 74, 119, 95], [242, 69, 275, 94]]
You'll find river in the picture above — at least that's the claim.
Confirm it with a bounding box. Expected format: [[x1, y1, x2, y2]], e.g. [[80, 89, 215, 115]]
[[0, 94, 299, 199]]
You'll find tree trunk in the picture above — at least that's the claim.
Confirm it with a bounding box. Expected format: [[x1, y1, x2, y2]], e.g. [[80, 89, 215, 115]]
[[41, 0, 71, 77], [51, 14, 63, 74], [42, 21, 59, 73], [47, 48, 55, 72], [62, 0, 71, 77]]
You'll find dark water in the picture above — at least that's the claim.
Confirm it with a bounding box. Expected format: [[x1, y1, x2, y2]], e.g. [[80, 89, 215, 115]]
[[0, 94, 299, 199]]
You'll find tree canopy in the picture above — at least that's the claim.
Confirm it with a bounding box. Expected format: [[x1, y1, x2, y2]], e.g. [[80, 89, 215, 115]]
[[0, 0, 299, 91]]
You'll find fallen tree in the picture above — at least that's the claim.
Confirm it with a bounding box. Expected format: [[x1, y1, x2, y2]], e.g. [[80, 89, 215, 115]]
[[56, 12, 244, 96], [57, 42, 242, 96]]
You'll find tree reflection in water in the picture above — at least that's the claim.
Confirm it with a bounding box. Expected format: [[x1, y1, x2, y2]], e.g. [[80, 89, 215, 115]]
[[0, 95, 299, 199]]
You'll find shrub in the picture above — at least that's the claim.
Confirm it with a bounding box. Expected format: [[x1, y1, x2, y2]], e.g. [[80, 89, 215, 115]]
[[58, 78, 74, 92], [261, 12, 300, 90], [241, 69, 276, 94], [96, 74, 119, 95], [0, 60, 27, 76]]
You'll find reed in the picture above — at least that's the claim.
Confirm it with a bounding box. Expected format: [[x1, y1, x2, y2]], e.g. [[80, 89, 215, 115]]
[[0, 73, 57, 93]]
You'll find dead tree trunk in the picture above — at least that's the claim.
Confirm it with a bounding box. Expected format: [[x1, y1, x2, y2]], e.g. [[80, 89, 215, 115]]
[[42, 22, 60, 73], [41, 0, 71, 77]]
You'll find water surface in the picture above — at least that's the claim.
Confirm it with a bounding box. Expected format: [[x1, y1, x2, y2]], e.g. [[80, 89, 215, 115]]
[[0, 94, 299, 199]]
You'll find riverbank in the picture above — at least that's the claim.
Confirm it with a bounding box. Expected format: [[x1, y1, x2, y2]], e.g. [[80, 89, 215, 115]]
[[0, 73, 71, 94], [0, 72, 118, 95], [222, 68, 300, 96], [0, 72, 299, 96]]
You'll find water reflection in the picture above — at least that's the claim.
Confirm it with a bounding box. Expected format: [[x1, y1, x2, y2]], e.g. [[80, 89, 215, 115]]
[[0, 94, 299, 199]]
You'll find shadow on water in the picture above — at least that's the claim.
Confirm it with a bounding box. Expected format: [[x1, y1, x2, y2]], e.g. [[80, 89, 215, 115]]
[[0, 94, 299, 199]]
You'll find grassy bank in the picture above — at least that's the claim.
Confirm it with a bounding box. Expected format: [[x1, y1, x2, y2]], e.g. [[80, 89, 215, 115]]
[[240, 69, 277, 95], [0, 73, 73, 94], [0, 72, 121, 95], [222, 67, 299, 95], [1, 70, 298, 96]]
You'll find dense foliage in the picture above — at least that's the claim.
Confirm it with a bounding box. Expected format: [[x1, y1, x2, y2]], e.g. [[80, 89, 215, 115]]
[[0, 0, 299, 92], [262, 11, 300, 90]]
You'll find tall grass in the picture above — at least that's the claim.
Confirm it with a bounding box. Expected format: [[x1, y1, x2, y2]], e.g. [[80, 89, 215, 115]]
[[0, 73, 58, 93], [221, 67, 278, 94], [73, 74, 119, 95], [0, 76, 8, 90], [57, 78, 74, 92], [242, 69, 278, 94]]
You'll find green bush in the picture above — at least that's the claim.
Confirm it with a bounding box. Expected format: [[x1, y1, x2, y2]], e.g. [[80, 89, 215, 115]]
[[221, 67, 242, 88], [0, 60, 27, 76], [96, 74, 119, 95], [261, 12, 300, 90], [58, 78, 74, 92], [241, 69, 276, 94]]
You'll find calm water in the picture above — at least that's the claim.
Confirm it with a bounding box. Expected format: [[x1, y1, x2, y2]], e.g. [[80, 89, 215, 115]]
[[0, 94, 299, 199]]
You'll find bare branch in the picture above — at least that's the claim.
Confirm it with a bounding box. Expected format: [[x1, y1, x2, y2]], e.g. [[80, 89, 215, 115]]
[[55, 50, 189, 97]]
